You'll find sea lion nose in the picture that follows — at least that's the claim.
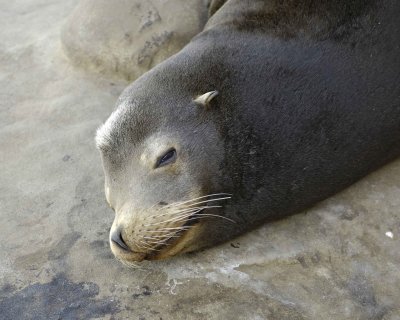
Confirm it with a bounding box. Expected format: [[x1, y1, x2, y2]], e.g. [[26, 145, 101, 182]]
[[110, 229, 131, 252]]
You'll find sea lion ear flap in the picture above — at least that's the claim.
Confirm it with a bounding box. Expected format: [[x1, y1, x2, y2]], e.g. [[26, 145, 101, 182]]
[[193, 90, 219, 108]]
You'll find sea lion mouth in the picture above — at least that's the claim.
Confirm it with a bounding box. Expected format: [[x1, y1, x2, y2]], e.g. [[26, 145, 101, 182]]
[[145, 205, 237, 261], [143, 209, 205, 260]]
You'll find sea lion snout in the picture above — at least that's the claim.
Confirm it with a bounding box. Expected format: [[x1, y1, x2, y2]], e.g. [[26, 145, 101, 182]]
[[110, 228, 130, 252], [109, 223, 148, 262], [105, 193, 233, 262]]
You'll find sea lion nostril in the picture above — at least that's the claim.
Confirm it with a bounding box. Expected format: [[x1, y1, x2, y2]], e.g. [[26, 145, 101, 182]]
[[111, 230, 130, 252]]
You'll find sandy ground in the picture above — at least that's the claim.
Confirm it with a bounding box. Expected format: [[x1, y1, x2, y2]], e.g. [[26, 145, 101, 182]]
[[0, 1, 399, 319]]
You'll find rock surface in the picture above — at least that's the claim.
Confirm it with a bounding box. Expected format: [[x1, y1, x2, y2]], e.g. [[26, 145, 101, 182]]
[[0, 1, 399, 319], [61, 0, 209, 80]]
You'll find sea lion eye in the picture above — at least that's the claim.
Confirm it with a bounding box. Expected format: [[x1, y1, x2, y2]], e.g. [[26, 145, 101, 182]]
[[156, 148, 177, 168]]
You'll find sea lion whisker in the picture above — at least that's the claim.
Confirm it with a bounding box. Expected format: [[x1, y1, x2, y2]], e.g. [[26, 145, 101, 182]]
[[143, 235, 180, 239], [146, 215, 194, 226], [189, 213, 236, 223], [151, 207, 200, 219], [142, 211, 199, 227], [157, 226, 192, 232], [143, 208, 202, 226], [146, 226, 192, 232], [146, 205, 204, 219], [173, 197, 231, 210], [135, 243, 151, 252], [136, 239, 154, 248], [138, 240, 162, 251], [143, 206, 209, 224], [142, 236, 172, 243], [144, 204, 226, 227], [144, 237, 175, 246], [151, 205, 220, 220], [143, 240, 167, 246], [164, 205, 223, 219], [144, 233, 180, 241], [164, 203, 225, 218], [177, 197, 231, 208], [182, 205, 222, 211], [142, 235, 180, 248], [155, 206, 220, 221], [143, 233, 182, 243], [146, 196, 229, 220], [169, 193, 232, 208], [148, 227, 193, 236]]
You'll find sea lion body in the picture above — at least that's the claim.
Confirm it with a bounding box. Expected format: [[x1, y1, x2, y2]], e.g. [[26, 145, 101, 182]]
[[96, 0, 400, 263]]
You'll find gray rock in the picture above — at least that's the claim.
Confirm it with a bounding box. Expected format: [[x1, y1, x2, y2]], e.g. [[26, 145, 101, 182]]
[[61, 0, 209, 80]]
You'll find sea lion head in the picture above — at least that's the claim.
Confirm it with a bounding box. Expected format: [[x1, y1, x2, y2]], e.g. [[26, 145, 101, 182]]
[[96, 70, 234, 264]]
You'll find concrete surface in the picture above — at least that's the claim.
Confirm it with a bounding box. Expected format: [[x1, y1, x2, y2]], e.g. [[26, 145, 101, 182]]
[[0, 1, 399, 319]]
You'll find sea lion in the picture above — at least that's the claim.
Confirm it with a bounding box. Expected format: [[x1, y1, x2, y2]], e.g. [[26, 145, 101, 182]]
[[96, 0, 400, 264]]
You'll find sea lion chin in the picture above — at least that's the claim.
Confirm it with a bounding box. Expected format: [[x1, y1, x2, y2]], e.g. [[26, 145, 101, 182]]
[[96, 0, 400, 264]]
